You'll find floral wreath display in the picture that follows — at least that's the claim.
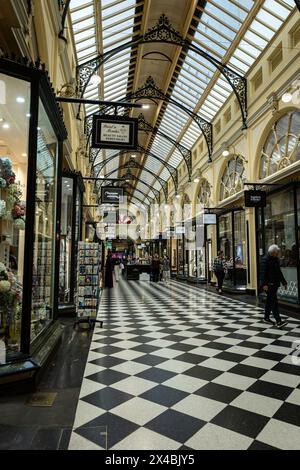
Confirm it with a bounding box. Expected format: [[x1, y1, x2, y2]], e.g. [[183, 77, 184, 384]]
[[0, 261, 22, 351], [0, 157, 26, 229]]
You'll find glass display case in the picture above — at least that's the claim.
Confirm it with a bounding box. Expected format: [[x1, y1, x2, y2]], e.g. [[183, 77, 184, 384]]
[[218, 209, 247, 290], [0, 57, 66, 377], [58, 171, 84, 314]]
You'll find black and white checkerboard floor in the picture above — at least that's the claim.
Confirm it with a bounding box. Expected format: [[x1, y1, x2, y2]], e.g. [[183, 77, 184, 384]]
[[69, 280, 300, 450]]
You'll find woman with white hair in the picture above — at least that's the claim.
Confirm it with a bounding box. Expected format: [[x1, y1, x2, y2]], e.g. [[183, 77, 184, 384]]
[[260, 244, 288, 327]]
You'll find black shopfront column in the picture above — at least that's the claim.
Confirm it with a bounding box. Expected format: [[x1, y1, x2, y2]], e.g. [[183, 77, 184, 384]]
[[58, 171, 84, 316]]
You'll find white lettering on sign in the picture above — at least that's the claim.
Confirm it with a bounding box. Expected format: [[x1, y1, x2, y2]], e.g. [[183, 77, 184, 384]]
[[105, 191, 121, 201], [100, 122, 130, 144]]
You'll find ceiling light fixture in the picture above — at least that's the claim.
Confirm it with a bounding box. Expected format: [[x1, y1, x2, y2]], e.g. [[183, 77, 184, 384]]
[[222, 149, 230, 157], [21, 153, 27, 157], [26, 113, 31, 118], [176, 194, 181, 199], [90, 75, 101, 86], [2, 123, 10, 129], [282, 92, 292, 103], [142, 104, 150, 109], [194, 177, 200, 183], [16, 97, 25, 103]]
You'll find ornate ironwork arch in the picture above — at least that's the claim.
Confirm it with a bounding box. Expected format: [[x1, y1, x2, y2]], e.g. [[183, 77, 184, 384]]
[[76, 14, 248, 133], [91, 144, 178, 192], [97, 160, 168, 201], [92, 76, 213, 160], [137, 113, 192, 180], [96, 173, 160, 203]]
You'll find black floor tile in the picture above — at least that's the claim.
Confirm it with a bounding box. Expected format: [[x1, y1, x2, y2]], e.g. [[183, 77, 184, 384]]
[[248, 440, 279, 450], [247, 380, 293, 401], [212, 406, 269, 439], [194, 382, 243, 404], [271, 362, 300, 376], [136, 367, 176, 383], [140, 385, 188, 407], [89, 356, 125, 368], [204, 341, 232, 351], [85, 370, 129, 386], [92, 346, 123, 355], [175, 353, 208, 365], [132, 344, 161, 354], [229, 364, 266, 379], [238, 341, 267, 350], [273, 402, 300, 427], [168, 343, 197, 352], [145, 409, 205, 443], [183, 366, 223, 381], [133, 355, 168, 367], [253, 350, 286, 362], [215, 351, 246, 363], [81, 387, 134, 410]]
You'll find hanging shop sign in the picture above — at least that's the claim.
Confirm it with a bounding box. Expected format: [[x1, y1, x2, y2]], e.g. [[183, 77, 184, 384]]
[[244, 190, 266, 207], [203, 213, 217, 224], [92, 115, 138, 150], [101, 187, 124, 204], [175, 226, 185, 235]]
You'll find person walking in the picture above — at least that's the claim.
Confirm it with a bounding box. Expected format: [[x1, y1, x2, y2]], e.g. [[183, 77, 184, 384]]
[[151, 254, 160, 283], [213, 250, 227, 293], [104, 250, 114, 289], [260, 244, 288, 327], [114, 258, 121, 282], [162, 256, 171, 283]]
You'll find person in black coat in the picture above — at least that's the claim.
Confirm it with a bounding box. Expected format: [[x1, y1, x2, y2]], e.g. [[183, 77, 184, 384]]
[[104, 251, 114, 289], [260, 244, 288, 327], [151, 254, 160, 283]]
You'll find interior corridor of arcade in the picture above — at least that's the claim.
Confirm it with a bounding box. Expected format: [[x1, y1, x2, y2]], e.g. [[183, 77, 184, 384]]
[[0, 0, 300, 453]]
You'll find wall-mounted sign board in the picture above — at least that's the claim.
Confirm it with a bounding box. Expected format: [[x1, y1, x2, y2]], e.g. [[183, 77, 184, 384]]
[[203, 213, 217, 224], [244, 190, 266, 207], [101, 187, 124, 204], [92, 115, 138, 150]]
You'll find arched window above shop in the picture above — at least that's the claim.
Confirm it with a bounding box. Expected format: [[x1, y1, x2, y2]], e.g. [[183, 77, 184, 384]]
[[219, 155, 246, 201], [197, 179, 211, 207], [260, 111, 300, 179]]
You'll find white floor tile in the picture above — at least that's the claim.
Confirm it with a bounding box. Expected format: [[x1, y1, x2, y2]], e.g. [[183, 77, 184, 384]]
[[110, 361, 151, 375], [110, 397, 167, 426], [73, 401, 106, 429], [111, 427, 180, 450], [111, 350, 146, 361], [172, 394, 226, 421], [261, 370, 300, 388], [163, 375, 207, 393], [111, 376, 157, 395], [79, 379, 106, 399], [257, 419, 300, 450], [200, 358, 236, 372], [157, 359, 194, 373], [286, 389, 300, 406], [241, 356, 277, 370], [231, 391, 282, 417], [185, 423, 253, 450], [213, 372, 257, 390]]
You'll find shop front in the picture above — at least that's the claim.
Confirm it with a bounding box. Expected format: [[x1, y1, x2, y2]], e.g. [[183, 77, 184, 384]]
[[217, 208, 248, 291], [58, 171, 84, 316], [0, 57, 67, 387], [256, 182, 300, 306], [184, 217, 207, 283]]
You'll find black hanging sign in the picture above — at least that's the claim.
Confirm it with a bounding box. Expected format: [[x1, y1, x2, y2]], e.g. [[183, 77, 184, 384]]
[[244, 190, 266, 207], [101, 187, 124, 204], [92, 115, 138, 149]]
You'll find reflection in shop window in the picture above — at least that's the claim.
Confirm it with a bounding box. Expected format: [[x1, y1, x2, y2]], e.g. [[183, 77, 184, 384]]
[[260, 111, 300, 179], [0, 73, 30, 360], [219, 155, 246, 201]]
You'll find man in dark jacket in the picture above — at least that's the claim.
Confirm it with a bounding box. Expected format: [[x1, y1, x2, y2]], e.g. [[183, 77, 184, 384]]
[[260, 244, 288, 328]]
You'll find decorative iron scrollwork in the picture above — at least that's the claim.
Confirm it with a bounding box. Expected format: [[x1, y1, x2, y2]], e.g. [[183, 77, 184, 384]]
[[143, 13, 186, 46]]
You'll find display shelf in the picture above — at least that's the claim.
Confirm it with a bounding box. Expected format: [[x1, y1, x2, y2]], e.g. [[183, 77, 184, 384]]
[[76, 241, 101, 320]]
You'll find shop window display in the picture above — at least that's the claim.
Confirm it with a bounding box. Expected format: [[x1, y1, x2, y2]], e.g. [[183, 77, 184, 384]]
[[260, 111, 300, 179], [59, 177, 74, 303], [31, 100, 58, 341], [219, 155, 246, 201], [258, 187, 299, 303], [0, 74, 30, 357]]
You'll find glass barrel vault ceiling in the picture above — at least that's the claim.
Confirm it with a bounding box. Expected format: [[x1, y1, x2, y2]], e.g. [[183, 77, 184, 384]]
[[69, 0, 296, 204]]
